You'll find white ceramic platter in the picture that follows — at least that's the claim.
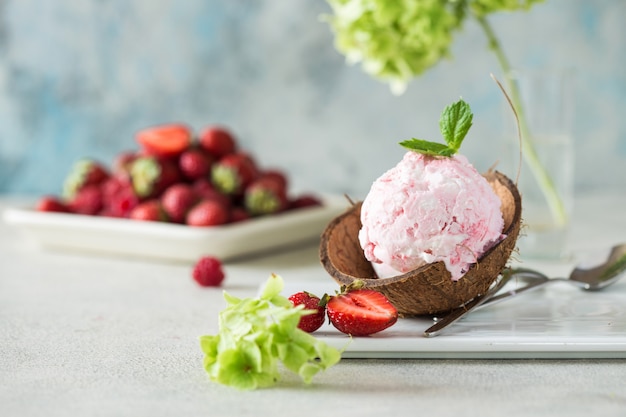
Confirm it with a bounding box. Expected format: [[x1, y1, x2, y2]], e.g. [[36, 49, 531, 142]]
[[3, 195, 349, 262], [282, 279, 626, 359]]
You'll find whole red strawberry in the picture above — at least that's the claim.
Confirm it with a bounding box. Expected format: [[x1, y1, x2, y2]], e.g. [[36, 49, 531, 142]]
[[36, 196, 70, 213], [289, 194, 323, 210], [179, 148, 214, 181], [260, 169, 288, 190], [136, 123, 192, 158], [199, 126, 237, 158], [130, 156, 181, 199], [62, 159, 109, 200], [101, 173, 140, 218], [244, 176, 288, 216], [67, 184, 103, 215], [186, 199, 230, 227], [229, 206, 251, 223], [211, 153, 259, 195], [160, 183, 198, 223], [112, 151, 138, 175], [129, 199, 168, 222], [192, 178, 232, 209], [288, 292, 326, 333], [192, 256, 225, 287], [326, 288, 398, 336]]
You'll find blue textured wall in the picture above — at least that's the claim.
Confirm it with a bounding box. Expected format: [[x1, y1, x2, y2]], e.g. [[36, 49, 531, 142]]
[[1, 0, 624, 197]]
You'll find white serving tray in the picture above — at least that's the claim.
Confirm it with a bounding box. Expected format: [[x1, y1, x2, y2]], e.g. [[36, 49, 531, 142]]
[[282, 279, 626, 359], [2, 195, 349, 262]]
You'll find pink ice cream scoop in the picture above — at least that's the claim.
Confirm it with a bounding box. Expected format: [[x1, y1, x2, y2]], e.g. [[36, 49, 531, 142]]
[[358, 151, 505, 281]]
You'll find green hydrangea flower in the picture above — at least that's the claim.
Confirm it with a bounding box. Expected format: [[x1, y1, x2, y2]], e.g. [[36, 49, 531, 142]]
[[324, 0, 542, 94]]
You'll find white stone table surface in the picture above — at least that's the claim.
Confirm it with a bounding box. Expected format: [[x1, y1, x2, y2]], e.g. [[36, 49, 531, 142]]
[[1, 192, 626, 417]]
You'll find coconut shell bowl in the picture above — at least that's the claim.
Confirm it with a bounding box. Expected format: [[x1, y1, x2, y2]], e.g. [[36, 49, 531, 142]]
[[319, 170, 522, 317]]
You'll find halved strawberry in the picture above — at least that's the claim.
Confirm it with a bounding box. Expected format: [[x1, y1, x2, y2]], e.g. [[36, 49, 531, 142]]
[[326, 289, 398, 336], [136, 124, 192, 157]]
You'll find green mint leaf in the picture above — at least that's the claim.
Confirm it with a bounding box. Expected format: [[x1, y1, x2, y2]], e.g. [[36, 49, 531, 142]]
[[399, 139, 454, 156], [439, 98, 473, 152]]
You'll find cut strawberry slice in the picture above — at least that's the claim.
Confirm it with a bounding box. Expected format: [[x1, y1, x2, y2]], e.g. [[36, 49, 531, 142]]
[[326, 289, 398, 336], [136, 124, 192, 157]]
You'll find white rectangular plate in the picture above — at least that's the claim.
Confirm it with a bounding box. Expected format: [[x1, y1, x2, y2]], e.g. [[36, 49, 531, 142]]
[[282, 279, 626, 359], [3, 195, 349, 262]]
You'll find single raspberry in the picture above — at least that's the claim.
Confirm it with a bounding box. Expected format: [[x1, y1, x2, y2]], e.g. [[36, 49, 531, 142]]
[[192, 256, 225, 287], [160, 183, 198, 223], [129, 199, 168, 222], [199, 126, 237, 158], [186, 199, 230, 227], [288, 292, 326, 333]]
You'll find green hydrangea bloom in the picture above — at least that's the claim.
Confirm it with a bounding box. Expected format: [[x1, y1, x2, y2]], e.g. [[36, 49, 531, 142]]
[[325, 0, 543, 94]]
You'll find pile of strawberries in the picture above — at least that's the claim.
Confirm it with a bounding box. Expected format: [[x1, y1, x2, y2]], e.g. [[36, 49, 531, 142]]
[[36, 124, 321, 226]]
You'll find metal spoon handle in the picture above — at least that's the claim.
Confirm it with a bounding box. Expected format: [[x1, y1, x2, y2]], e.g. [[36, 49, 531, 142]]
[[423, 272, 514, 337], [478, 269, 552, 308]]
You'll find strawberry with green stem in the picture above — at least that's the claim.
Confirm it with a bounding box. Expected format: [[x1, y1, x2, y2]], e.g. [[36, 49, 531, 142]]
[[62, 159, 109, 200], [130, 156, 181, 199], [288, 292, 326, 333], [244, 175, 288, 216], [211, 153, 259, 196]]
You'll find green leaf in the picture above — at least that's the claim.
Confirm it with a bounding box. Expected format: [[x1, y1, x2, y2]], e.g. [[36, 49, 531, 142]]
[[223, 291, 241, 306], [399, 139, 454, 156], [398, 98, 474, 157], [439, 98, 473, 151], [259, 273, 284, 300]]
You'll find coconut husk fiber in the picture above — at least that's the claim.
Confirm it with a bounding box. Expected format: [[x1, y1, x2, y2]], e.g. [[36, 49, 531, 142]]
[[319, 170, 522, 316]]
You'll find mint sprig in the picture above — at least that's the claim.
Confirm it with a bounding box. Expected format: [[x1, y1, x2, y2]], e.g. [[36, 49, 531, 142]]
[[199, 274, 341, 390], [399, 98, 474, 157]]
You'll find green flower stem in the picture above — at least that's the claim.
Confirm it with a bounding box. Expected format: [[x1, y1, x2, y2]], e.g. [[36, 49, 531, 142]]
[[475, 13, 569, 227]]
